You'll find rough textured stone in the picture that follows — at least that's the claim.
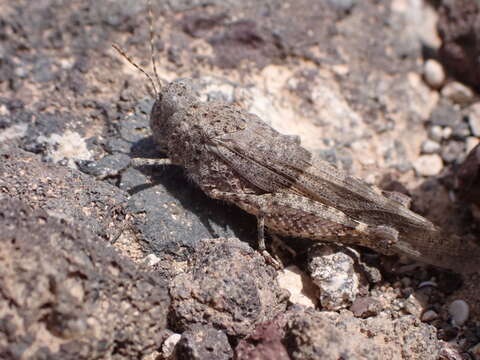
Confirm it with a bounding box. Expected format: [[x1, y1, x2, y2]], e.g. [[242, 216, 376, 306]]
[[0, 145, 130, 243], [308, 244, 361, 310], [284, 309, 440, 360], [235, 319, 290, 360], [438, 0, 480, 90], [0, 199, 170, 359], [173, 324, 233, 360], [169, 238, 289, 337]]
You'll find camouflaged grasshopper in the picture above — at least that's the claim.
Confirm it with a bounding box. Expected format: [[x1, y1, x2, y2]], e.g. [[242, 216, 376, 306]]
[[112, 4, 480, 274]]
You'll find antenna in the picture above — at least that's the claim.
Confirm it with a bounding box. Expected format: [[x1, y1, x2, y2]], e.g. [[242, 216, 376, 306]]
[[148, 0, 162, 92], [112, 43, 158, 97], [111, 0, 164, 96]]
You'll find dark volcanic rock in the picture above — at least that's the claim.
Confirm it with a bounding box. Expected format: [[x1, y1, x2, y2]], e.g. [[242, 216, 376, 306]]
[[438, 0, 480, 89], [235, 319, 290, 360], [0, 199, 170, 359], [0, 146, 129, 241], [169, 238, 289, 337], [173, 324, 233, 360]]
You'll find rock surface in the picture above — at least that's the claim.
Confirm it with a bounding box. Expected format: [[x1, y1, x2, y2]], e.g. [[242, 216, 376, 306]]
[[0, 199, 170, 359], [284, 309, 441, 360], [1, 0, 480, 358], [169, 238, 289, 337]]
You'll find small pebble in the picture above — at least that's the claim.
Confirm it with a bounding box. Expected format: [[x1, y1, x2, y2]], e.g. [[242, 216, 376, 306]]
[[423, 59, 445, 89], [413, 154, 443, 176], [430, 104, 462, 127], [421, 309, 438, 322], [428, 125, 445, 142], [308, 245, 360, 310], [276, 265, 318, 308], [162, 333, 181, 358], [448, 299, 469, 326], [143, 253, 161, 266], [468, 103, 480, 137], [441, 82, 474, 105], [421, 139, 441, 154], [0, 104, 9, 116], [442, 127, 453, 139], [403, 293, 427, 318]]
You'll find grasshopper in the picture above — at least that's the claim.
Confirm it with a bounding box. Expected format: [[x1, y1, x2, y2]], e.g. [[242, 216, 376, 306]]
[[112, 4, 480, 274]]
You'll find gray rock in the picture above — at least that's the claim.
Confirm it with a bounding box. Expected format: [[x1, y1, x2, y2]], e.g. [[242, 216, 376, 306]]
[[451, 121, 472, 139], [429, 104, 462, 128], [77, 153, 131, 179], [441, 140, 465, 164], [285, 309, 440, 360], [0, 199, 170, 359], [468, 103, 480, 137], [174, 325, 233, 360], [441, 82, 474, 105], [308, 244, 360, 310], [0, 146, 129, 241]]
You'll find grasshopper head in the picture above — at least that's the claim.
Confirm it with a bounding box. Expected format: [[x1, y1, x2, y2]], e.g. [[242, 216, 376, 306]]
[[150, 78, 197, 153]]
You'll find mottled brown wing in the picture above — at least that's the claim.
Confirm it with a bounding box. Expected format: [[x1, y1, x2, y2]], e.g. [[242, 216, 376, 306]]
[[210, 112, 434, 231], [209, 112, 312, 194]]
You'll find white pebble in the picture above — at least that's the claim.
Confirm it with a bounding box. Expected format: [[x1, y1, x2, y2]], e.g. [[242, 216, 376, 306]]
[[449, 299, 469, 326], [143, 253, 161, 266], [428, 125, 444, 142], [413, 154, 443, 176], [421, 309, 438, 322], [162, 333, 181, 358], [423, 59, 445, 89], [442, 127, 453, 139], [276, 265, 317, 308], [441, 82, 474, 105], [0, 104, 9, 116], [421, 139, 440, 154]]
